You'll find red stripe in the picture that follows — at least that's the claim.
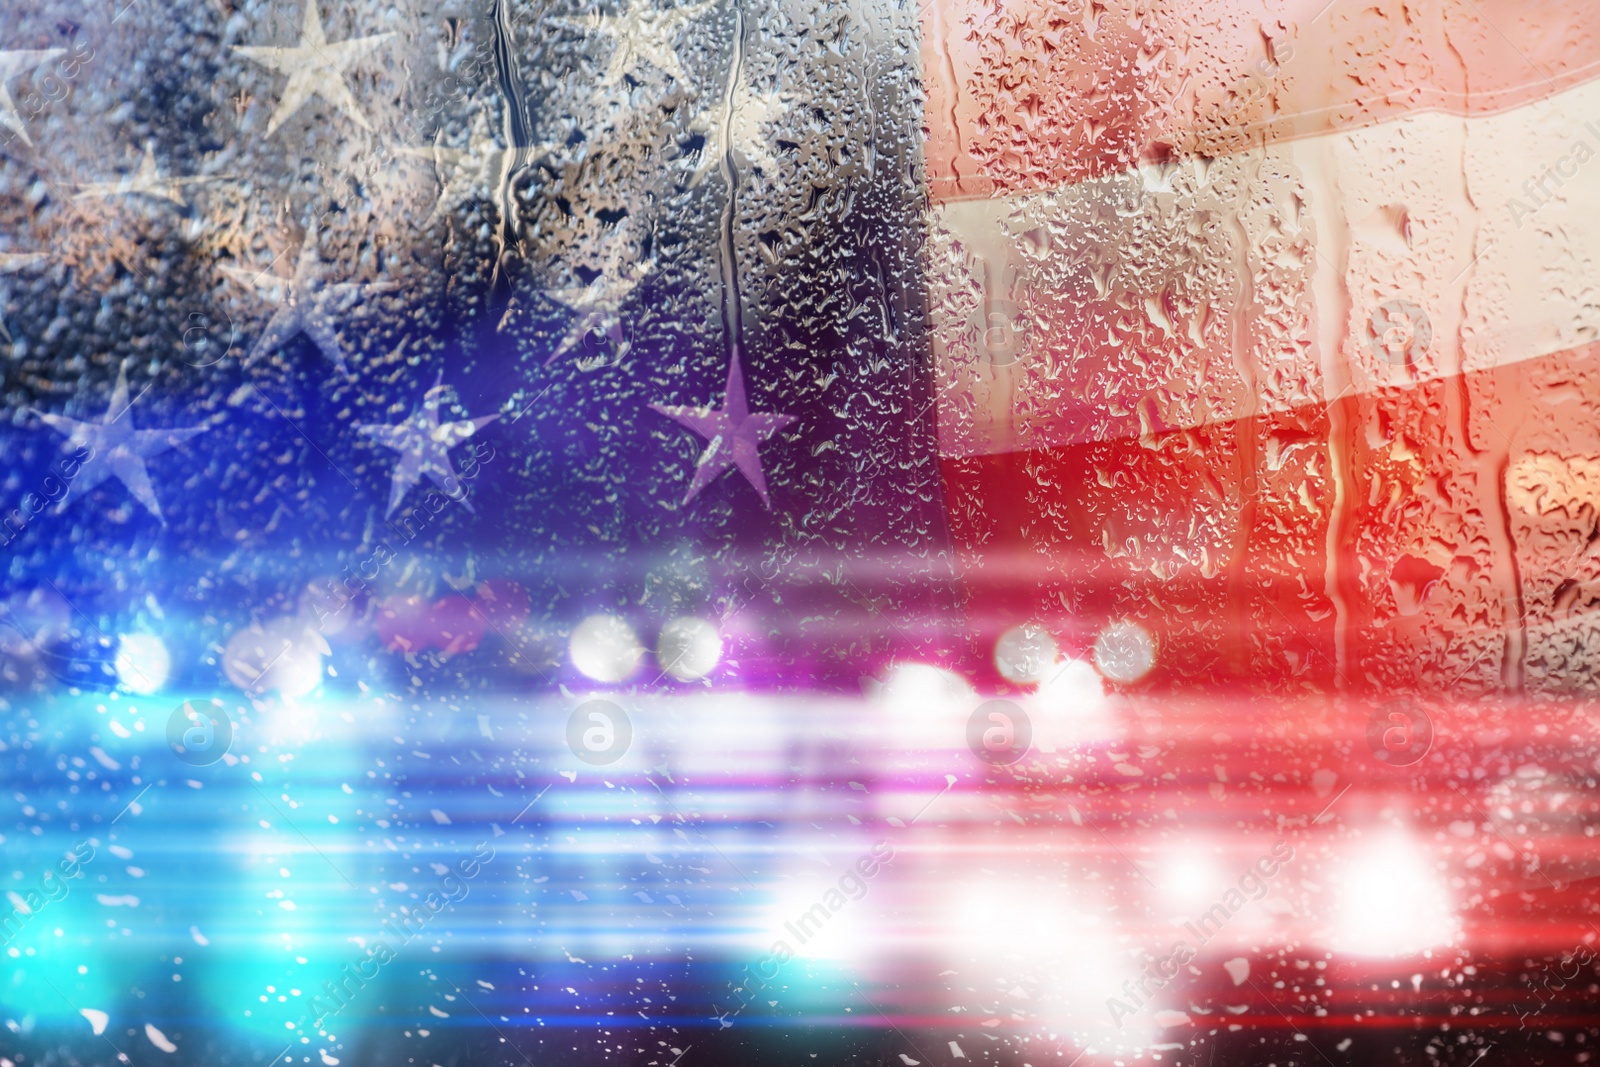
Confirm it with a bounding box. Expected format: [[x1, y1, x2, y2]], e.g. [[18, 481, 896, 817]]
[[922, 0, 1600, 202], [940, 337, 1600, 692]]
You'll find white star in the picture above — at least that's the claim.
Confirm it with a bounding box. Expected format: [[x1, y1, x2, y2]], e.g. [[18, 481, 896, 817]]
[[0, 49, 64, 148], [358, 375, 498, 518], [550, 0, 715, 90], [686, 78, 789, 186], [234, 0, 394, 136], [75, 143, 212, 208], [543, 248, 652, 367], [221, 227, 396, 376], [650, 352, 794, 510], [33, 362, 209, 523]]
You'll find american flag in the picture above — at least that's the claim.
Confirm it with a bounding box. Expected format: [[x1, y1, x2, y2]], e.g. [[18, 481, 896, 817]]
[[0, 0, 1597, 1065]]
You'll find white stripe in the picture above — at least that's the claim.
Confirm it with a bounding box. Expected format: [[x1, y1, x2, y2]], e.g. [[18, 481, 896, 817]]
[[930, 73, 1600, 457]]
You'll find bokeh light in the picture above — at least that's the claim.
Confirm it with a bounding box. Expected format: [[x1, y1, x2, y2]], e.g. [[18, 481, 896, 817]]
[[114, 632, 170, 694], [569, 614, 643, 683], [655, 616, 721, 681]]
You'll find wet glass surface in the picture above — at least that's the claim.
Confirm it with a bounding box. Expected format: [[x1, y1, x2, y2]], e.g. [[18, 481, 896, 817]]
[[2, 1, 1600, 1064]]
